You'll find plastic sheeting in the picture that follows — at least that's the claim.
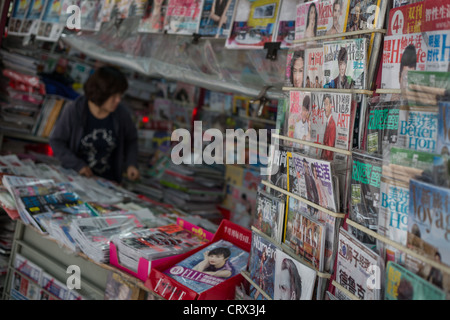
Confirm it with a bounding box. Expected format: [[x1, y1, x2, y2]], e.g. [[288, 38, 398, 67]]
[[61, 17, 287, 99]]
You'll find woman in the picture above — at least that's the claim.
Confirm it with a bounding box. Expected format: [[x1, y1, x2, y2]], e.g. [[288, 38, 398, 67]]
[[304, 2, 317, 38], [50, 66, 140, 183], [290, 50, 305, 88]]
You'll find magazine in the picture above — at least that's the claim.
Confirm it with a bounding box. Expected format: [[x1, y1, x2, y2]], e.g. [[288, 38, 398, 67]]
[[112, 224, 207, 272], [273, 0, 296, 48], [364, 101, 400, 155], [286, 91, 312, 152], [304, 46, 324, 89], [225, 0, 281, 49], [253, 190, 285, 243], [396, 105, 439, 154], [425, 30, 450, 72], [79, 0, 103, 31], [10, 271, 41, 300], [349, 151, 382, 247], [163, 239, 249, 294], [69, 214, 144, 263], [273, 248, 316, 300], [163, 0, 205, 34], [266, 144, 289, 194], [387, 1, 424, 36], [14, 253, 43, 283], [41, 272, 69, 300], [381, 33, 427, 90], [19, 0, 45, 35], [346, 0, 381, 32], [437, 101, 450, 157], [197, 0, 237, 38], [385, 261, 446, 300], [283, 205, 326, 272], [284, 47, 305, 88], [377, 175, 410, 265], [99, 0, 119, 22], [104, 271, 142, 300], [323, 38, 368, 90], [406, 71, 450, 106], [36, 0, 65, 42], [284, 196, 339, 277], [8, 0, 32, 36], [318, 0, 349, 36], [248, 231, 277, 299], [423, 0, 450, 32], [116, 0, 146, 18], [288, 152, 337, 213], [408, 179, 450, 269], [309, 92, 353, 161], [335, 227, 382, 300], [294, 0, 317, 40], [12, 182, 83, 234]]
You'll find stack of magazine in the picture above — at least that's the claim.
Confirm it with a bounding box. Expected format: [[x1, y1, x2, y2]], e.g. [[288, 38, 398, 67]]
[[69, 215, 145, 263], [159, 162, 225, 218], [111, 224, 208, 272]]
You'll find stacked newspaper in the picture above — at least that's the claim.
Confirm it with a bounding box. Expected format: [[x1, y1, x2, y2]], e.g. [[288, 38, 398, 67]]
[[69, 214, 145, 264], [111, 224, 207, 272]]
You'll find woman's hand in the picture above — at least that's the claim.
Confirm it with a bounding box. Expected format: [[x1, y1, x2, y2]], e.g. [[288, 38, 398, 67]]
[[127, 165, 140, 181], [79, 166, 93, 177]]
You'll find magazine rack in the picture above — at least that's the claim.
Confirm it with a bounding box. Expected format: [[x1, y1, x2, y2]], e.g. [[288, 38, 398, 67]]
[[144, 219, 251, 300]]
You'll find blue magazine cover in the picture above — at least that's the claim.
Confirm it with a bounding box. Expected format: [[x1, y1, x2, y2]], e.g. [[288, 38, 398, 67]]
[[248, 231, 276, 299], [164, 239, 249, 293], [408, 179, 450, 268]]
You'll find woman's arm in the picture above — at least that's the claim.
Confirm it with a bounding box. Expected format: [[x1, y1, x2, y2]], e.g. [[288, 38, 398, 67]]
[[49, 101, 87, 173]]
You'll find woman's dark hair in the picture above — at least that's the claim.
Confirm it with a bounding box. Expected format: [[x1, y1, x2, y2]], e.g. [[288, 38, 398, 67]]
[[208, 247, 231, 259], [83, 66, 128, 106], [306, 3, 318, 36], [302, 95, 310, 111], [399, 44, 417, 81], [281, 258, 302, 300]]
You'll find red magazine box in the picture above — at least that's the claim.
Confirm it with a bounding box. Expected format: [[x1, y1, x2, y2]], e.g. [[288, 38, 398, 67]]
[[109, 217, 214, 282], [144, 219, 251, 300]]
